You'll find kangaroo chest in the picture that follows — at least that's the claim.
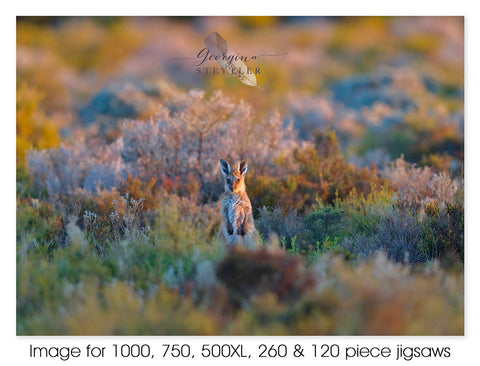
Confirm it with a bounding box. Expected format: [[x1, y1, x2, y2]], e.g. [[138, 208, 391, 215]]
[[224, 194, 251, 227]]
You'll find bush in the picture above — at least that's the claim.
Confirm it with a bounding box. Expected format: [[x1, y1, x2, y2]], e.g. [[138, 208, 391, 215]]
[[27, 89, 298, 204], [385, 157, 460, 206], [255, 207, 304, 245], [340, 193, 464, 264], [16, 83, 60, 167], [420, 197, 464, 262], [217, 248, 316, 310], [249, 127, 387, 211]]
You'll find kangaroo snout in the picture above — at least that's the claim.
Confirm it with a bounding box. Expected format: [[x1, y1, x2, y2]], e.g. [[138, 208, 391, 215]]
[[225, 175, 242, 192]]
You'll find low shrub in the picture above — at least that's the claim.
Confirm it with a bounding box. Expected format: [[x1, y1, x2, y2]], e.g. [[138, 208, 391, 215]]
[[217, 248, 316, 310]]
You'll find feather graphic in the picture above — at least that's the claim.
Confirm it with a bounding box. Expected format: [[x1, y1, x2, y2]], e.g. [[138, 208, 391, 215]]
[[204, 32, 263, 90]]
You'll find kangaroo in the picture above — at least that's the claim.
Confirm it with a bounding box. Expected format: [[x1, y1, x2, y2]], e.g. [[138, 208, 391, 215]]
[[218, 159, 258, 249]]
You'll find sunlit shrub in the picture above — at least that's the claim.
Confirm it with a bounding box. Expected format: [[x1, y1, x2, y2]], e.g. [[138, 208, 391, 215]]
[[385, 157, 460, 206], [17, 18, 144, 73], [249, 127, 386, 211], [118, 175, 158, 210], [27, 139, 125, 199], [108, 194, 149, 242], [60, 281, 219, 335], [28, 89, 298, 204], [150, 193, 220, 253], [16, 83, 60, 166], [421, 153, 460, 175]]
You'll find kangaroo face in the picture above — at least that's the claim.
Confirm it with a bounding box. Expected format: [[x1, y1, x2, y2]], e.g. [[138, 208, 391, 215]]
[[225, 170, 245, 193], [220, 159, 248, 194]]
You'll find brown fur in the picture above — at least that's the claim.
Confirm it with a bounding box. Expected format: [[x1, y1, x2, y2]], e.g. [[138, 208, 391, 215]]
[[218, 159, 259, 249]]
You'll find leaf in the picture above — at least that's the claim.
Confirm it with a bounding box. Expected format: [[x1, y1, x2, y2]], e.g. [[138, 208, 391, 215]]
[[204, 32, 263, 90]]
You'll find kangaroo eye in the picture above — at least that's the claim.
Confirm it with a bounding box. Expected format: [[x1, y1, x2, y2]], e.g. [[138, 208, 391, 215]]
[[236, 179, 240, 182]]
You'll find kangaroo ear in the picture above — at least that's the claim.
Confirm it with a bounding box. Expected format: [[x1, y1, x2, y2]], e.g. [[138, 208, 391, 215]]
[[238, 160, 248, 175], [220, 159, 231, 176]]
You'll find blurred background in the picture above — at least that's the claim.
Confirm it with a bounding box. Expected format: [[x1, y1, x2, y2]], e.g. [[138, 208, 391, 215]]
[[17, 16, 464, 168]]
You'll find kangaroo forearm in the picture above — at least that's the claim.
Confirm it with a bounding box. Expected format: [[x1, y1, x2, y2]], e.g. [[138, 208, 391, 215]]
[[226, 219, 234, 235], [239, 220, 246, 235]]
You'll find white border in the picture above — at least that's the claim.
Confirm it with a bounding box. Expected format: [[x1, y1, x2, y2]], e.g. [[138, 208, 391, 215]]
[[3, 1, 478, 365]]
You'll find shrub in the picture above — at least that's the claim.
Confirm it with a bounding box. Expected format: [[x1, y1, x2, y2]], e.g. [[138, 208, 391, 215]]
[[420, 196, 464, 262], [385, 157, 460, 206], [303, 206, 347, 245], [16, 199, 64, 255], [27, 140, 124, 200], [249, 127, 387, 211], [16, 83, 60, 166], [255, 206, 305, 245], [17, 18, 144, 73], [222, 252, 463, 335], [108, 194, 149, 243], [27, 89, 298, 204], [340, 192, 464, 264], [60, 282, 220, 335], [216, 248, 316, 310]]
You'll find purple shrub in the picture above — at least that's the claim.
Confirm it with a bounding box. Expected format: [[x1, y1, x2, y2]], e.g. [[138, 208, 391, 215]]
[[29, 88, 298, 202]]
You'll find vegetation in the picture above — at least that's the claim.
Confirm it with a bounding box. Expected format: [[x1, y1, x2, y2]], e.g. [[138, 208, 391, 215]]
[[17, 16, 464, 335]]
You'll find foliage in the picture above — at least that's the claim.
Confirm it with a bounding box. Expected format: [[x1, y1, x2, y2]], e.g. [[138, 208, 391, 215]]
[[249, 128, 387, 211], [17, 18, 144, 73], [385, 157, 460, 206], [16, 83, 60, 166], [17, 236, 463, 335]]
